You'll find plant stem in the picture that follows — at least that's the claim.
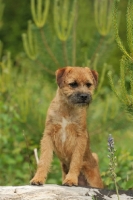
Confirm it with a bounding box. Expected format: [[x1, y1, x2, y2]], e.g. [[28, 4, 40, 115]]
[[40, 28, 60, 68], [114, 179, 120, 200], [34, 148, 39, 165], [72, 1, 78, 66], [35, 59, 54, 75], [90, 35, 105, 65], [62, 40, 69, 66]]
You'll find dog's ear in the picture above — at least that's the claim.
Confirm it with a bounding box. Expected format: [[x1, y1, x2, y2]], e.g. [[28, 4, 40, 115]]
[[56, 67, 66, 87], [85, 67, 98, 87], [91, 69, 98, 87]]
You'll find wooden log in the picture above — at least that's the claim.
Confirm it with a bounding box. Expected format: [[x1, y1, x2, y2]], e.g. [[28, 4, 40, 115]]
[[0, 184, 133, 200]]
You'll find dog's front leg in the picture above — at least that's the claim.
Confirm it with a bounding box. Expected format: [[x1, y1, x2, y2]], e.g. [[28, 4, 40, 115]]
[[63, 135, 87, 186], [30, 133, 53, 185]]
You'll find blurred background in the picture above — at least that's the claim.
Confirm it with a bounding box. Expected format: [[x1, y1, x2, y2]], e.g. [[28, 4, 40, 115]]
[[0, 0, 133, 190]]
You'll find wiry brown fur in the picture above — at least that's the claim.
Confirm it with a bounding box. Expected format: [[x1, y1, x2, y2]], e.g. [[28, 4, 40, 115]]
[[31, 66, 103, 188]]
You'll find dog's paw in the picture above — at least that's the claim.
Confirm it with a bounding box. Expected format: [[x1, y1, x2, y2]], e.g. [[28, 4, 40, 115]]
[[30, 177, 44, 186], [63, 176, 78, 186]]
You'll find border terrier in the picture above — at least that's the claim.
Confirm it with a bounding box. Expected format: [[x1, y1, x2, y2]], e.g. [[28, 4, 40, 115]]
[[31, 66, 103, 188]]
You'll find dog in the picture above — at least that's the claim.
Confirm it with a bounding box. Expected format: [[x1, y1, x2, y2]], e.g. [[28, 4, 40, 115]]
[[30, 66, 103, 188]]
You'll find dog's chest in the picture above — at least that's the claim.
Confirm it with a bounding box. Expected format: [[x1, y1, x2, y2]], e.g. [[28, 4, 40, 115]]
[[52, 117, 78, 158], [59, 117, 69, 143]]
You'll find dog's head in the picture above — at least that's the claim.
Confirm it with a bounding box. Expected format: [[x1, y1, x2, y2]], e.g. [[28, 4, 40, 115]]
[[56, 66, 98, 106]]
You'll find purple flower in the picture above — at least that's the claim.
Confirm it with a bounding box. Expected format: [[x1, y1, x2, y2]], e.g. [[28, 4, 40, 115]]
[[108, 134, 114, 150]]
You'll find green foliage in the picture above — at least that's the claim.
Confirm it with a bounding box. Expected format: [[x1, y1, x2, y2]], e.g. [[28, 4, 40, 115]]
[[0, 49, 12, 93], [31, 0, 50, 28], [94, 0, 113, 36], [53, 0, 76, 41], [22, 21, 38, 60], [127, 0, 133, 54], [22, 0, 115, 74], [23, 0, 77, 68], [113, 1, 131, 60], [101, 148, 133, 190], [0, 46, 55, 185], [0, 0, 4, 28], [109, 0, 133, 117], [0, 1, 31, 56]]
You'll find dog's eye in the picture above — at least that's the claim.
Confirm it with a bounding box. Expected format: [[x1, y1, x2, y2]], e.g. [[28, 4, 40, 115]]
[[69, 82, 78, 88], [86, 83, 92, 88]]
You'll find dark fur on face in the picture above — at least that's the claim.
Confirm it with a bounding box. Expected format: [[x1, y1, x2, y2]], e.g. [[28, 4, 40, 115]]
[[68, 92, 92, 106]]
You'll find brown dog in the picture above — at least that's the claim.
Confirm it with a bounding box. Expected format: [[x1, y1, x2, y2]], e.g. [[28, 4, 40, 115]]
[[31, 66, 103, 188]]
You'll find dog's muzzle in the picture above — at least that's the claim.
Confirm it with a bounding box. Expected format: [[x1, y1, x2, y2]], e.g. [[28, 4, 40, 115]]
[[69, 92, 92, 105]]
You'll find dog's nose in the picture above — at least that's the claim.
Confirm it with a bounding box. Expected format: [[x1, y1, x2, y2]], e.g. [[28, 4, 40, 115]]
[[80, 93, 88, 101]]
